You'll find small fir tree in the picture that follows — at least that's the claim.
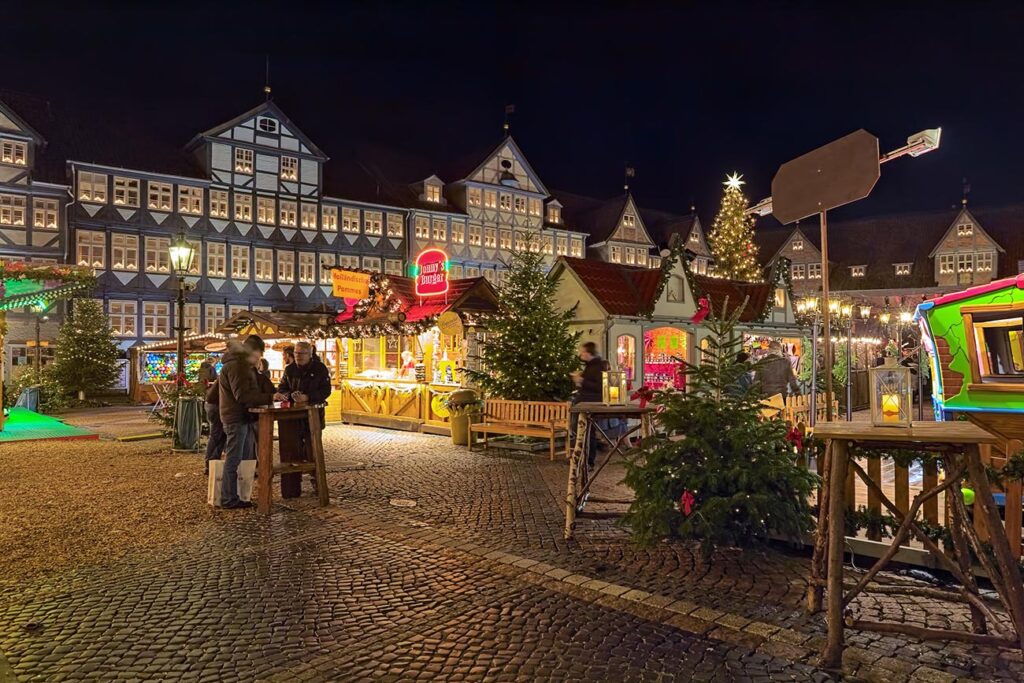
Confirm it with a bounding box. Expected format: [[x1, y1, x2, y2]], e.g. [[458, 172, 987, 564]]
[[623, 305, 818, 555], [707, 173, 762, 281], [465, 247, 581, 401], [49, 299, 121, 399]]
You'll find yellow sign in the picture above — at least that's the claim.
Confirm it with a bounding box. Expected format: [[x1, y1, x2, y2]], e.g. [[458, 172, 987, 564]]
[[331, 269, 371, 299], [436, 311, 463, 336]]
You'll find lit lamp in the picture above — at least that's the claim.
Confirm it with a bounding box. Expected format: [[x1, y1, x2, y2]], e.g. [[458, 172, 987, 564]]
[[869, 359, 912, 427], [859, 304, 871, 319], [879, 311, 891, 326], [168, 232, 197, 450], [602, 369, 627, 405]]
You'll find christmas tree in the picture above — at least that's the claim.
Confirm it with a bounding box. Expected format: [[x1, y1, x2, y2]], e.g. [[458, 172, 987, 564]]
[[707, 173, 762, 281], [465, 247, 581, 401], [623, 305, 818, 555], [49, 299, 121, 400]]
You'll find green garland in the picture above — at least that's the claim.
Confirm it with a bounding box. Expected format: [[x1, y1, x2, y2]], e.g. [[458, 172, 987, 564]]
[[0, 262, 96, 288]]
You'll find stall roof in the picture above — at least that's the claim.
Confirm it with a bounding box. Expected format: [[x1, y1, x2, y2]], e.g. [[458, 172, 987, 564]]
[[334, 276, 499, 325], [131, 334, 227, 353], [555, 257, 663, 317], [216, 311, 337, 338], [687, 272, 775, 323]]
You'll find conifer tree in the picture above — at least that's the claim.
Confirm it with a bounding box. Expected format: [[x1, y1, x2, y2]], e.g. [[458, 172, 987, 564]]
[[465, 246, 581, 400], [623, 305, 818, 555], [707, 173, 762, 281], [49, 299, 121, 399]]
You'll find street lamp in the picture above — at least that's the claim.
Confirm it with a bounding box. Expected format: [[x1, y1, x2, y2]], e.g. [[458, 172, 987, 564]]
[[168, 232, 196, 387], [34, 312, 49, 373]]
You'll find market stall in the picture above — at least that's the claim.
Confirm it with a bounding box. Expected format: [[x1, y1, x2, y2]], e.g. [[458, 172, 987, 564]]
[[128, 334, 227, 403]]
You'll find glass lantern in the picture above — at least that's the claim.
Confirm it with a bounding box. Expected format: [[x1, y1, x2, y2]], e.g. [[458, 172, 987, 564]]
[[869, 359, 912, 427], [602, 369, 627, 405]]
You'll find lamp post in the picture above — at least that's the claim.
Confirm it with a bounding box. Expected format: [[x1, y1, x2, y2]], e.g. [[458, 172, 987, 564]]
[[34, 312, 49, 372], [797, 296, 821, 426], [168, 232, 196, 388], [840, 303, 853, 421]]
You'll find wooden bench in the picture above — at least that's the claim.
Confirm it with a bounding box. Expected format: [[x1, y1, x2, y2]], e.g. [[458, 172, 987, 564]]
[[469, 399, 570, 461]]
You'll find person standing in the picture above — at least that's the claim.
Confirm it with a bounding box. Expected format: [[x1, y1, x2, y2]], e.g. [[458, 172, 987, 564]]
[[275, 341, 332, 491], [218, 335, 275, 509], [203, 364, 225, 474], [570, 342, 607, 467], [754, 340, 801, 399]]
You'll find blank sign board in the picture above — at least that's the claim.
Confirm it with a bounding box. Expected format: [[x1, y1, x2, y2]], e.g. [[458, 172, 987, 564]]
[[771, 129, 880, 225]]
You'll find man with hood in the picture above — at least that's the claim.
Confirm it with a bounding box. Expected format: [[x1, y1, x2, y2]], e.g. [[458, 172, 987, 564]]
[[276, 340, 332, 490], [218, 334, 275, 509]]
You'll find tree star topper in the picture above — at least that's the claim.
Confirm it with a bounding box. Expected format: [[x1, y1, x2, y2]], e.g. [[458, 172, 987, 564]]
[[724, 172, 745, 190]]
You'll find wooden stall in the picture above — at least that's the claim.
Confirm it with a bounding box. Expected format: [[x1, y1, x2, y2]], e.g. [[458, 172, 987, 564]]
[[128, 334, 227, 403]]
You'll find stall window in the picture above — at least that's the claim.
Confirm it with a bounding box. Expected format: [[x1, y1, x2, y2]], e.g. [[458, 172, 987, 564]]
[[644, 327, 688, 391], [965, 305, 1024, 387], [616, 335, 636, 383]]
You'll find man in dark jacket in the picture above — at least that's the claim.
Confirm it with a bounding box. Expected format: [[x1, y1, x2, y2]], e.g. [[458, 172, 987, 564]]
[[218, 335, 275, 509], [571, 342, 607, 466], [755, 341, 801, 399], [276, 341, 332, 490]]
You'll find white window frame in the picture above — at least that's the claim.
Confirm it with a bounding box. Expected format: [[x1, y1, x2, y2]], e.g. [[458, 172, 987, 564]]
[[791, 263, 806, 280], [280, 156, 298, 181], [570, 239, 583, 258], [468, 187, 482, 206], [957, 253, 974, 273], [206, 242, 226, 277], [791, 239, 804, 251], [499, 193, 512, 211], [338, 254, 360, 270], [513, 195, 527, 214], [76, 230, 105, 268], [451, 221, 465, 244], [32, 198, 58, 229], [113, 177, 140, 207], [276, 250, 295, 283], [145, 237, 171, 273], [142, 301, 170, 338], [364, 211, 383, 236], [234, 192, 252, 222], [0, 194, 26, 226], [977, 251, 994, 272], [808, 263, 822, 279], [235, 148, 253, 174], [548, 206, 561, 223], [386, 213, 402, 237], [231, 245, 250, 280], [610, 245, 622, 263], [342, 207, 361, 233], [1, 140, 26, 166], [499, 229, 512, 250], [425, 183, 441, 203], [178, 185, 203, 215], [385, 259, 402, 276], [894, 263, 912, 276], [254, 248, 274, 282], [210, 190, 229, 218], [322, 206, 338, 231], [184, 302, 201, 334], [556, 236, 568, 256], [148, 182, 173, 212], [484, 190, 497, 209], [484, 227, 496, 248], [279, 199, 297, 227], [362, 256, 382, 272], [108, 300, 137, 337], [415, 216, 429, 239], [205, 304, 226, 334], [257, 197, 276, 225], [300, 203, 318, 229], [298, 252, 316, 283], [432, 219, 447, 242], [850, 265, 866, 278], [78, 171, 107, 203], [939, 254, 955, 275], [110, 233, 139, 271], [957, 223, 973, 237]]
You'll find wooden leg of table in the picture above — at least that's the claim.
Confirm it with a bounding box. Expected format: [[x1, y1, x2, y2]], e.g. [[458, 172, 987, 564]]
[[564, 414, 586, 540], [257, 416, 274, 515], [549, 430, 555, 461], [822, 439, 849, 669], [308, 408, 329, 507], [808, 440, 833, 614]]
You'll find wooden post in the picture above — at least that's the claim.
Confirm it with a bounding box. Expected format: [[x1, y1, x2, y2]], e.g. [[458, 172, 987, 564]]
[[307, 406, 329, 508], [564, 412, 588, 540], [867, 457, 882, 541], [822, 439, 849, 669], [894, 462, 910, 516], [256, 413, 274, 515], [922, 461, 939, 524], [808, 441, 833, 614], [945, 453, 987, 634]]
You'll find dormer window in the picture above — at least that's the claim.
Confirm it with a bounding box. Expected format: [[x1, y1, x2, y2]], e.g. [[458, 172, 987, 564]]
[[234, 148, 253, 174], [280, 156, 298, 181], [425, 184, 441, 203], [894, 263, 912, 276], [622, 214, 636, 227], [791, 238, 804, 251], [468, 187, 482, 206], [689, 230, 699, 243], [547, 205, 561, 223], [1, 140, 26, 166], [850, 265, 866, 278], [257, 117, 278, 134], [957, 223, 974, 237]]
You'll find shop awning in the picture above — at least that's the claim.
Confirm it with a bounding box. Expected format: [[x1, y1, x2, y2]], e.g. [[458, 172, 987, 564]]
[[216, 310, 337, 339], [131, 334, 228, 354]]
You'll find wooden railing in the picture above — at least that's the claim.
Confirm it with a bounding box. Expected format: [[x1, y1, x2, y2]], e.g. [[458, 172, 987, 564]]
[[784, 393, 839, 426]]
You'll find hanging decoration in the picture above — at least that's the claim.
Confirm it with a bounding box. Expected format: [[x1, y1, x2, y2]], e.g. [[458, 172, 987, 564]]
[[691, 297, 710, 323], [680, 490, 696, 517]]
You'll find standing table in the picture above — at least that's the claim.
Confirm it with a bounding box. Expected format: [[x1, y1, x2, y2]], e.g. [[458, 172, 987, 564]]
[[249, 404, 329, 515], [810, 421, 1023, 668], [564, 403, 654, 540]]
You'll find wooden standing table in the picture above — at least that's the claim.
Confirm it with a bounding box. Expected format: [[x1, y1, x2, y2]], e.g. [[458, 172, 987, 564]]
[[810, 420, 1023, 668], [249, 404, 329, 515]]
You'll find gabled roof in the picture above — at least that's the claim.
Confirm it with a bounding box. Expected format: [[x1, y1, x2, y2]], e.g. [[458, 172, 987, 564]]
[[185, 100, 328, 160], [554, 256, 663, 317], [0, 97, 45, 145], [641, 208, 700, 251], [554, 191, 629, 244], [686, 271, 775, 323], [451, 136, 550, 196], [927, 207, 1005, 257]]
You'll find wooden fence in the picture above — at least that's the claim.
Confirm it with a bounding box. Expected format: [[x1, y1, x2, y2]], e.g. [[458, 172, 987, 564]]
[[784, 393, 839, 426]]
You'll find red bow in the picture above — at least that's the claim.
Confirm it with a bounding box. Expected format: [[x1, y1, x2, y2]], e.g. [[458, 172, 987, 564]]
[[630, 385, 655, 409], [785, 427, 804, 451], [175, 372, 188, 387], [680, 490, 696, 516], [691, 297, 710, 324]]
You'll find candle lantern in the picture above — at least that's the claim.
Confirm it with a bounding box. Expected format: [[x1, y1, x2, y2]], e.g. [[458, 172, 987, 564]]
[[869, 358, 912, 427], [602, 369, 627, 405]]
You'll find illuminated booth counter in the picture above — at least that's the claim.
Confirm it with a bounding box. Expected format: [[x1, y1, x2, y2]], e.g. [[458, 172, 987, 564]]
[[128, 334, 228, 403]]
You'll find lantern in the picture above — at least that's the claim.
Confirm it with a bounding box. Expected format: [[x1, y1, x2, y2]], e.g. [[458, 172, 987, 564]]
[[168, 232, 196, 277], [869, 359, 912, 427], [602, 369, 627, 405]]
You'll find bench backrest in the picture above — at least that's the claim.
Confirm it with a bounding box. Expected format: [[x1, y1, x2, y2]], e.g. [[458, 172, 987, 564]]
[[484, 399, 570, 427], [783, 393, 838, 424]]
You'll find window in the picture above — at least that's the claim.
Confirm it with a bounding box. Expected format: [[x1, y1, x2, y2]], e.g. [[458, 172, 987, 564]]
[[499, 193, 512, 211], [469, 225, 482, 246], [964, 306, 1024, 386], [468, 187, 482, 206], [206, 242, 226, 277], [142, 302, 170, 337], [636, 250, 648, 266], [483, 269, 495, 283], [178, 186, 203, 215], [228, 304, 249, 318], [484, 190, 497, 209], [957, 223, 974, 237], [617, 334, 636, 383], [514, 195, 527, 213], [111, 234, 138, 271], [451, 221, 465, 244], [850, 265, 866, 278], [689, 230, 700, 244], [0, 195, 26, 226], [205, 304, 226, 334], [649, 256, 661, 269], [895, 263, 912, 276], [610, 245, 622, 263], [231, 245, 249, 280], [1, 140, 26, 166], [484, 227, 496, 248], [254, 248, 274, 281], [362, 256, 381, 272], [977, 252, 994, 272], [32, 198, 58, 229], [570, 239, 583, 258], [548, 205, 561, 223], [322, 206, 338, 231], [499, 230, 512, 250], [515, 231, 529, 252], [556, 236, 568, 256], [385, 259, 402, 276], [279, 200, 297, 227], [339, 254, 360, 270], [280, 156, 298, 181], [108, 300, 137, 337], [295, 203, 316, 229], [938, 254, 955, 274], [808, 263, 822, 279], [235, 148, 253, 174], [145, 237, 171, 273], [148, 182, 172, 211], [210, 190, 228, 218], [432, 219, 447, 242], [415, 216, 429, 239], [625, 246, 636, 264], [76, 230, 105, 268], [342, 207, 361, 233], [497, 269, 507, 286], [257, 117, 278, 134], [387, 213, 403, 237], [958, 253, 974, 273], [234, 193, 252, 221], [184, 303, 201, 334], [775, 288, 787, 309], [319, 255, 336, 284], [425, 183, 441, 203], [357, 210, 380, 236], [791, 239, 804, 251], [298, 252, 316, 283], [78, 171, 107, 203], [276, 250, 294, 282], [467, 266, 480, 278], [113, 177, 140, 207], [528, 198, 542, 217], [257, 197, 276, 224], [543, 235, 554, 256], [791, 263, 806, 279], [450, 264, 464, 279]]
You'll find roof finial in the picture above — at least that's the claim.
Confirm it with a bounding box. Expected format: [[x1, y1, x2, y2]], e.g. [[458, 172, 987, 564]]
[[263, 55, 272, 100], [961, 177, 971, 207], [503, 104, 515, 137], [624, 166, 636, 192]]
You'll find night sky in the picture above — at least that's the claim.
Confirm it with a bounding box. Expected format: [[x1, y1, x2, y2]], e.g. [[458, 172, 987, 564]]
[[4, 2, 1023, 222]]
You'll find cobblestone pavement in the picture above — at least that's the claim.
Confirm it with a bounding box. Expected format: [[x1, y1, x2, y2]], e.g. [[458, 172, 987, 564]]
[[0, 423, 1020, 682]]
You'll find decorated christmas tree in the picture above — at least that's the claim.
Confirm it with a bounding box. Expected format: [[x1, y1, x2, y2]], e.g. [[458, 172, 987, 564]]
[[465, 248, 581, 401], [707, 173, 762, 281], [623, 305, 818, 555], [49, 299, 121, 400]]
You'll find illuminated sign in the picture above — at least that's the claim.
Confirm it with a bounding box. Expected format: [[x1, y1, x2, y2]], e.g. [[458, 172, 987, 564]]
[[331, 268, 372, 299], [414, 248, 449, 297]]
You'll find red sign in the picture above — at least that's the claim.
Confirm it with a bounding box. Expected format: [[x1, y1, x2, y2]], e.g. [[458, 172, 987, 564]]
[[415, 248, 449, 297]]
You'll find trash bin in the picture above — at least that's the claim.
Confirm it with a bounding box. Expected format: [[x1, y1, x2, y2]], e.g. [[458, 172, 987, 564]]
[[447, 389, 480, 446], [173, 396, 203, 451]]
